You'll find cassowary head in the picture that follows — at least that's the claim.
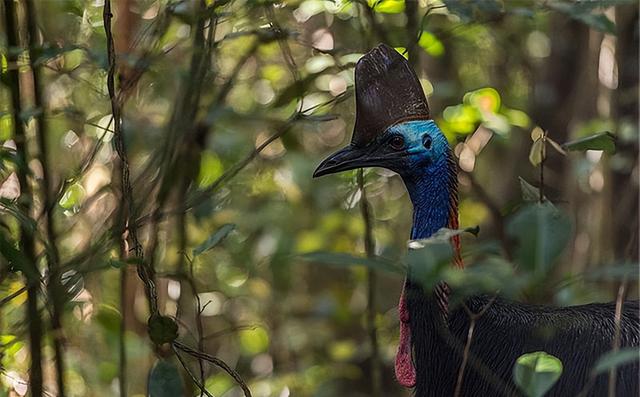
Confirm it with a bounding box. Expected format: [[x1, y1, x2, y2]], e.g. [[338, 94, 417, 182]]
[[313, 44, 461, 389], [313, 44, 451, 181]]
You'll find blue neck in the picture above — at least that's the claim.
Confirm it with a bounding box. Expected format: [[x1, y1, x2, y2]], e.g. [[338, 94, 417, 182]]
[[402, 156, 451, 240]]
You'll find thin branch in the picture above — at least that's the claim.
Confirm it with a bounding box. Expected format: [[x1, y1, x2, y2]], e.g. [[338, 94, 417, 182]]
[[173, 345, 215, 397], [608, 282, 627, 396], [358, 169, 382, 397], [104, 0, 155, 309], [454, 296, 497, 397], [173, 340, 252, 397]]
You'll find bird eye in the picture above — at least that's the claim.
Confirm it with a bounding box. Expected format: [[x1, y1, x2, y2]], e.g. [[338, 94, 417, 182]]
[[422, 135, 432, 150], [390, 135, 405, 150]]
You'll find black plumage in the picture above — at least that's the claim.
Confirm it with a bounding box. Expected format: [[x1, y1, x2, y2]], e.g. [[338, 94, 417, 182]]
[[407, 283, 640, 396]]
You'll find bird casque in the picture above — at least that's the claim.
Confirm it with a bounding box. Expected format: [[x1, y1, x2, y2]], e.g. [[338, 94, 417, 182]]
[[314, 44, 639, 396]]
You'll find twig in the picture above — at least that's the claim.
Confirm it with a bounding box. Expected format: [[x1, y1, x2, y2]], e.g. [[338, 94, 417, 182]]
[[173, 345, 215, 397], [357, 170, 382, 397], [3, 2, 43, 395], [454, 297, 497, 397], [608, 282, 627, 396], [173, 340, 252, 397], [104, 0, 155, 308], [203, 324, 258, 340], [104, 3, 159, 396], [539, 131, 547, 203], [0, 286, 27, 307]]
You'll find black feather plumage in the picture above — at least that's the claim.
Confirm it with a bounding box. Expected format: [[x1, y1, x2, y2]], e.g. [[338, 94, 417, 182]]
[[407, 282, 640, 397]]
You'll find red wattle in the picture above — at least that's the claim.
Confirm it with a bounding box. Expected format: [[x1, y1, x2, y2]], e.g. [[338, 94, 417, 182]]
[[395, 287, 416, 387]]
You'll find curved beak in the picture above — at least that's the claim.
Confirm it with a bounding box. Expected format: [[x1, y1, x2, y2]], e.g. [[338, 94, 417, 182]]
[[313, 145, 378, 177]]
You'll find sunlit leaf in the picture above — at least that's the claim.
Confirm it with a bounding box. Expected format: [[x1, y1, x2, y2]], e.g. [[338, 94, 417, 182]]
[[592, 348, 640, 375], [530, 127, 544, 142], [528, 138, 545, 167], [239, 326, 269, 354], [418, 31, 444, 57], [368, 0, 405, 14], [148, 359, 184, 397], [465, 87, 501, 114], [513, 351, 563, 397], [197, 151, 224, 188], [59, 182, 85, 210], [561, 132, 615, 154]]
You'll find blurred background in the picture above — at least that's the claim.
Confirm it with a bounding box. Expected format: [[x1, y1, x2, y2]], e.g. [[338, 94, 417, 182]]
[[0, 0, 638, 396]]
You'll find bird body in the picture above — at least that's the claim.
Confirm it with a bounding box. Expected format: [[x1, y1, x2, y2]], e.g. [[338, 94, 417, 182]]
[[314, 43, 640, 397]]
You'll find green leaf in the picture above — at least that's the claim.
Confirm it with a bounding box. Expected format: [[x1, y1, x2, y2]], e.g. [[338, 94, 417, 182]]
[[192, 223, 235, 257], [197, 151, 224, 189], [418, 31, 445, 57], [368, 0, 405, 13], [513, 351, 563, 397], [148, 359, 184, 397], [95, 304, 122, 336], [59, 182, 85, 210], [592, 348, 640, 375], [519, 177, 544, 202], [528, 138, 545, 167], [299, 252, 404, 274], [506, 203, 572, 274], [561, 132, 616, 154], [147, 315, 178, 345]]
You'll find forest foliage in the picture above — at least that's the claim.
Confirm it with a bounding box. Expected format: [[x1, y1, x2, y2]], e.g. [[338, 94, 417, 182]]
[[0, 0, 638, 396]]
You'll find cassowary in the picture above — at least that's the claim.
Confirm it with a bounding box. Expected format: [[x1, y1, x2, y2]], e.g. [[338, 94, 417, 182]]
[[313, 44, 639, 396]]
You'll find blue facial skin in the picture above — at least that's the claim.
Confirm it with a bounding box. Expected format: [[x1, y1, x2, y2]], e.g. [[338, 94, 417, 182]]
[[375, 120, 452, 240]]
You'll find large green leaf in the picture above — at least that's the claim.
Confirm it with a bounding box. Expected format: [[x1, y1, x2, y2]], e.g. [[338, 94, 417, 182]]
[[506, 203, 571, 274], [592, 348, 640, 375], [148, 359, 184, 397], [513, 351, 563, 397], [562, 132, 616, 154], [299, 252, 404, 274]]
